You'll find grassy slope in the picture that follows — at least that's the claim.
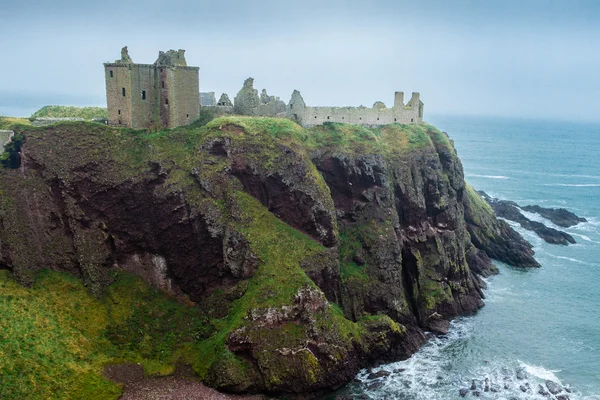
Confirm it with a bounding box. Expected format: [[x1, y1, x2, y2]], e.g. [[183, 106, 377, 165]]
[[0, 269, 210, 399], [31, 105, 108, 119], [0, 116, 441, 398]]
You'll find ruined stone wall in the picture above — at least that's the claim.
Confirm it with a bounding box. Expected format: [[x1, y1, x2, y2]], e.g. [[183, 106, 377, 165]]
[[288, 91, 424, 128], [105, 64, 132, 127], [168, 67, 200, 128], [200, 92, 216, 106], [0, 130, 14, 149], [129, 65, 158, 129], [233, 78, 286, 117], [201, 105, 234, 115]]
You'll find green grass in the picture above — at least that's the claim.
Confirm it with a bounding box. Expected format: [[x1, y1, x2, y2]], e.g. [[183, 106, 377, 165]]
[[0, 116, 32, 130], [0, 269, 210, 400], [464, 183, 494, 224], [188, 191, 327, 377], [31, 106, 107, 120]]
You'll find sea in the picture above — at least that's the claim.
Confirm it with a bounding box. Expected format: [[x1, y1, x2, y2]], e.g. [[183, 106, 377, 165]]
[[329, 115, 600, 399]]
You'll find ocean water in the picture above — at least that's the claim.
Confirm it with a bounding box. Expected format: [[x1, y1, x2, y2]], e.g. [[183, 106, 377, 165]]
[[331, 115, 600, 399]]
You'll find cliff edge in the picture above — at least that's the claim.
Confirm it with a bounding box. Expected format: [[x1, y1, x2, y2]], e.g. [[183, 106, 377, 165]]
[[0, 117, 538, 398]]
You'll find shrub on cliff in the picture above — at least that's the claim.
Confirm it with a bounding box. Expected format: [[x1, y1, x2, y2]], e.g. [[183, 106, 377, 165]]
[[0, 132, 25, 169]]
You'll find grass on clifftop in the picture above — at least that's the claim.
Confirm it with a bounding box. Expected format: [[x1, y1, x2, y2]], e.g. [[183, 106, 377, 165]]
[[0, 116, 32, 130], [31, 105, 108, 119]]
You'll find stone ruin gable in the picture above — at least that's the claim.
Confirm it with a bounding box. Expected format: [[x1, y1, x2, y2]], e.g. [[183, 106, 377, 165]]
[[233, 77, 286, 117], [201, 93, 234, 115], [217, 93, 233, 107], [200, 92, 217, 106], [287, 90, 424, 128], [104, 47, 200, 129], [0, 130, 14, 149]]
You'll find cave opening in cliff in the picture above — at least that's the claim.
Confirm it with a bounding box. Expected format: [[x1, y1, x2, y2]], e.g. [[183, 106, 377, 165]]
[[401, 247, 420, 322]]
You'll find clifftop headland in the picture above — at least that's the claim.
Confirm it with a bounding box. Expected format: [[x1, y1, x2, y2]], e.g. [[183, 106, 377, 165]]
[[0, 117, 538, 398]]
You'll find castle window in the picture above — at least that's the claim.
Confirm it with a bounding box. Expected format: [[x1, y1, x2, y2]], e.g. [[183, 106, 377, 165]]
[[186, 114, 189, 118], [109, 70, 113, 78], [394, 118, 397, 121], [377, 118, 380, 121], [342, 117, 344, 119], [327, 116, 330, 119], [118, 109, 121, 115], [315, 116, 317, 118], [142, 90, 146, 100], [162, 81, 165, 89], [122, 88, 126, 97], [165, 98, 169, 105], [411, 118, 414, 122]]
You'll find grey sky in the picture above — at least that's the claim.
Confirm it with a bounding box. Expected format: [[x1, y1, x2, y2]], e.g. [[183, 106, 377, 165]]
[[1, 0, 599, 121]]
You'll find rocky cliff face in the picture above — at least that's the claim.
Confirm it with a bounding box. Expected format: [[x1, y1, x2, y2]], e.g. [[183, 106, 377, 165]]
[[0, 118, 539, 396]]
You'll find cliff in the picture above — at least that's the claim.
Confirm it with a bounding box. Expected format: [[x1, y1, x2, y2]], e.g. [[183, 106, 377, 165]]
[[0, 117, 538, 398]]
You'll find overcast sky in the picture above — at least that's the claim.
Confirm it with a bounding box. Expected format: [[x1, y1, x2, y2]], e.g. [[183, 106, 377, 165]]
[[1, 0, 599, 121]]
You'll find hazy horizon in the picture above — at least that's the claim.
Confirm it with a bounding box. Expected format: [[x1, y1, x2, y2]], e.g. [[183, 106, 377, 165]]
[[1, 0, 599, 122]]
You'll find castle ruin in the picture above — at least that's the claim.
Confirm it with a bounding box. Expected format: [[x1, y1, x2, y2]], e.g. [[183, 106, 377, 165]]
[[288, 90, 423, 127], [104, 47, 423, 129], [104, 47, 199, 129]]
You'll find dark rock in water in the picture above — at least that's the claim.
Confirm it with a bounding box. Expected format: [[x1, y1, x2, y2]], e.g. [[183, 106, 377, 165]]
[[471, 380, 478, 390], [367, 381, 384, 390], [465, 191, 541, 268], [519, 383, 530, 392], [564, 386, 573, 393], [393, 368, 406, 373], [538, 384, 550, 397], [477, 192, 576, 245], [367, 370, 390, 380], [490, 383, 500, 393], [459, 388, 469, 397], [556, 395, 570, 400], [473, 390, 481, 397], [428, 318, 451, 335], [516, 368, 527, 380], [484, 378, 490, 392], [521, 205, 587, 228], [546, 380, 563, 395]]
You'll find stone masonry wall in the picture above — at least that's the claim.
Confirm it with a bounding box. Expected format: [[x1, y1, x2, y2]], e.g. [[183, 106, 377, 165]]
[[105, 64, 133, 127], [168, 67, 200, 128], [287, 90, 424, 128], [104, 48, 199, 130], [129, 65, 158, 129]]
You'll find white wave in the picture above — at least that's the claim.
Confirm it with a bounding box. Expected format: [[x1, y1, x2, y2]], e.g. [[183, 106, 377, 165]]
[[568, 233, 600, 244], [542, 183, 600, 187], [467, 174, 511, 180], [544, 253, 595, 266], [520, 361, 562, 381], [345, 317, 598, 400]]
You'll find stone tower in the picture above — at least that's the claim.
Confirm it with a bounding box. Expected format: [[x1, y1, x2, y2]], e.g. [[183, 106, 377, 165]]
[[104, 47, 200, 129]]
